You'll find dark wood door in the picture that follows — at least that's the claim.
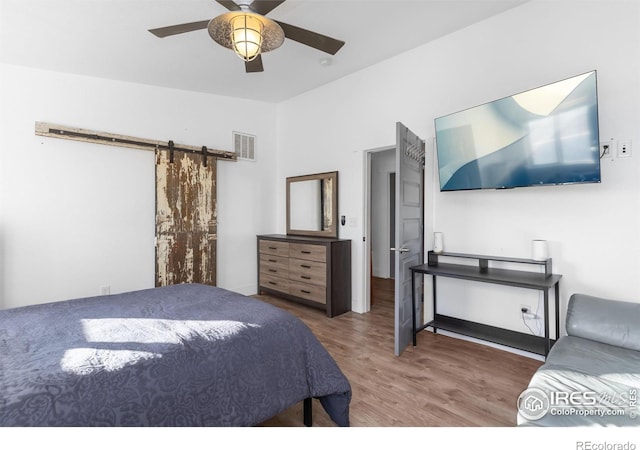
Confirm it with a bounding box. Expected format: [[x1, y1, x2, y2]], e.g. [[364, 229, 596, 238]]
[[155, 149, 217, 286]]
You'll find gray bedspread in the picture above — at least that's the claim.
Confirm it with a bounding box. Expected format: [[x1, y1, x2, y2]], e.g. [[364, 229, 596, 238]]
[[0, 284, 351, 426]]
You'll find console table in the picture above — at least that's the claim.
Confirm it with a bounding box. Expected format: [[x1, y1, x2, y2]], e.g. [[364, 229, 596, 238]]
[[410, 251, 562, 357]]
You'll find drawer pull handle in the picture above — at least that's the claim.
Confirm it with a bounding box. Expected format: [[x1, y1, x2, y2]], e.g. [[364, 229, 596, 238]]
[[301, 264, 311, 269], [268, 259, 277, 262], [268, 246, 277, 250], [301, 276, 311, 280], [301, 290, 311, 294], [268, 281, 277, 286], [269, 269, 277, 273], [301, 250, 311, 254]]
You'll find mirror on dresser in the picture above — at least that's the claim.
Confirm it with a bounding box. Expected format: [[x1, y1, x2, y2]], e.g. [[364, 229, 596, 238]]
[[286, 171, 338, 238]]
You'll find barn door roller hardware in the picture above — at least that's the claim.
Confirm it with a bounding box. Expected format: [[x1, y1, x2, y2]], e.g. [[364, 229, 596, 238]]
[[35, 122, 237, 162], [202, 146, 208, 167]]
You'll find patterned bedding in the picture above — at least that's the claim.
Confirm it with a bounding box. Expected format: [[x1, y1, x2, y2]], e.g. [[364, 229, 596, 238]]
[[0, 284, 351, 426]]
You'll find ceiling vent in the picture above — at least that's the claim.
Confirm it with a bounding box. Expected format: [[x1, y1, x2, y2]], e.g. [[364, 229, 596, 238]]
[[233, 131, 256, 161]]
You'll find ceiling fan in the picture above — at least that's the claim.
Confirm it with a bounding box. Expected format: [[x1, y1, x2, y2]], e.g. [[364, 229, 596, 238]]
[[148, 0, 345, 73]]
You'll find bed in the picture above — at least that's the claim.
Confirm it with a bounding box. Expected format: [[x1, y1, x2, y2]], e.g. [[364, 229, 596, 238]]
[[0, 283, 351, 426]]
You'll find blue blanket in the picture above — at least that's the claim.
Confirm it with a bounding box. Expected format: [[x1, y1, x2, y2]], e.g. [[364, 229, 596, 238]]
[[0, 284, 351, 426]]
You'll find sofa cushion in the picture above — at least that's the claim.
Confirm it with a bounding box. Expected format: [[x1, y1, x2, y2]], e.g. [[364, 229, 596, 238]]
[[567, 293, 640, 352], [518, 336, 640, 426], [544, 335, 640, 390]]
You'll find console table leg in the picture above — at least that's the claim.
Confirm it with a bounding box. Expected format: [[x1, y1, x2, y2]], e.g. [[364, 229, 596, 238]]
[[544, 289, 550, 355], [432, 275, 437, 333], [411, 270, 417, 346], [555, 281, 560, 344]]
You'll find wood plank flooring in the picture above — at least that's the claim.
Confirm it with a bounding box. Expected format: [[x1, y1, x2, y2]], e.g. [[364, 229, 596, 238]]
[[258, 277, 543, 427]]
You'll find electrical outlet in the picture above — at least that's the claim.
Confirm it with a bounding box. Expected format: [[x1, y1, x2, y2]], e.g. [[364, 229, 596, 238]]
[[100, 285, 111, 295], [618, 140, 632, 158], [600, 141, 615, 160]]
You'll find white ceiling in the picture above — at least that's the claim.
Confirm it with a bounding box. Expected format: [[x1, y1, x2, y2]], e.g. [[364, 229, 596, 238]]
[[0, 0, 528, 103]]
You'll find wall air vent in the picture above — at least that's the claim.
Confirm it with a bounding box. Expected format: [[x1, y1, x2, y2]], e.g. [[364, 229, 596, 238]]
[[233, 131, 256, 161]]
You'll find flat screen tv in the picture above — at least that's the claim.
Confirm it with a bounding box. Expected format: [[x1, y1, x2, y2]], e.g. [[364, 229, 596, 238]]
[[434, 71, 601, 191]]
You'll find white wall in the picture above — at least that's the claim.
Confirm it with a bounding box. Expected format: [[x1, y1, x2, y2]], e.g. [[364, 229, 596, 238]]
[[276, 0, 640, 339], [0, 64, 278, 309]]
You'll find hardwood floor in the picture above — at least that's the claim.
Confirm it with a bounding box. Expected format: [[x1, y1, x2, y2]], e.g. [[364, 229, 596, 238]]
[[258, 277, 543, 427]]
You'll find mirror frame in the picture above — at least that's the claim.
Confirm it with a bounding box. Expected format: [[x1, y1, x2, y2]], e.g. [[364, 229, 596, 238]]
[[286, 171, 339, 239]]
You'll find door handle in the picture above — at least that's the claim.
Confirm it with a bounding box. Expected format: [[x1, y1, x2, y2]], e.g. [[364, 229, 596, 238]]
[[391, 247, 410, 253]]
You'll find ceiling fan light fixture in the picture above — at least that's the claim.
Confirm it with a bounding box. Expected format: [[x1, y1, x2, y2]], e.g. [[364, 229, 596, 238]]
[[230, 13, 264, 62], [208, 11, 285, 61]]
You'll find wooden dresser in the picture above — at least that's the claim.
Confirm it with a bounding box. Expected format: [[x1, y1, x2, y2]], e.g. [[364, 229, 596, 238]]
[[257, 234, 351, 317]]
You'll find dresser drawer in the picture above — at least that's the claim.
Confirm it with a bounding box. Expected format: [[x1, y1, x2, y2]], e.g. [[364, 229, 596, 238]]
[[259, 240, 290, 257], [289, 243, 326, 262], [259, 272, 290, 294], [289, 258, 326, 286], [260, 265, 289, 279], [289, 280, 326, 305], [259, 254, 289, 277]]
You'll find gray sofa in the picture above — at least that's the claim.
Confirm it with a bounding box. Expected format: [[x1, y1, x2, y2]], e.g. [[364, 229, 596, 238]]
[[518, 293, 640, 426]]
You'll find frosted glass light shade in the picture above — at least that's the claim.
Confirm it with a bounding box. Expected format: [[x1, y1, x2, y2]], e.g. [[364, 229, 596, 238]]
[[230, 14, 264, 61]]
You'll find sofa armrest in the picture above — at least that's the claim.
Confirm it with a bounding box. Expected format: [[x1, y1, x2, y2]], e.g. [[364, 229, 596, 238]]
[[566, 293, 640, 351]]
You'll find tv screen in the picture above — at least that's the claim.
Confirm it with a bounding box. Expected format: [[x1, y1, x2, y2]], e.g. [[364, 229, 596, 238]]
[[434, 71, 601, 191]]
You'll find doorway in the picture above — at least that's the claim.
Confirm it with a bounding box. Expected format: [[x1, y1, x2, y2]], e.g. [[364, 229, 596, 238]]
[[368, 148, 396, 311], [389, 172, 396, 279]]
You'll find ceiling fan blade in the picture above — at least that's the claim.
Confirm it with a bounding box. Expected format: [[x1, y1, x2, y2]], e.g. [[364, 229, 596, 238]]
[[245, 55, 264, 73], [249, 0, 286, 16], [148, 20, 210, 38], [275, 21, 345, 55], [216, 0, 241, 11]]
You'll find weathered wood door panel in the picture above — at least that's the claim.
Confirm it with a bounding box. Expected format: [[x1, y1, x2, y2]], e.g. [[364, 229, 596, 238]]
[[156, 149, 217, 286]]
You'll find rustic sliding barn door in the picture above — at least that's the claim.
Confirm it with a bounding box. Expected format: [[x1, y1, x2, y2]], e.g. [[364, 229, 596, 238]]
[[155, 149, 217, 286]]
